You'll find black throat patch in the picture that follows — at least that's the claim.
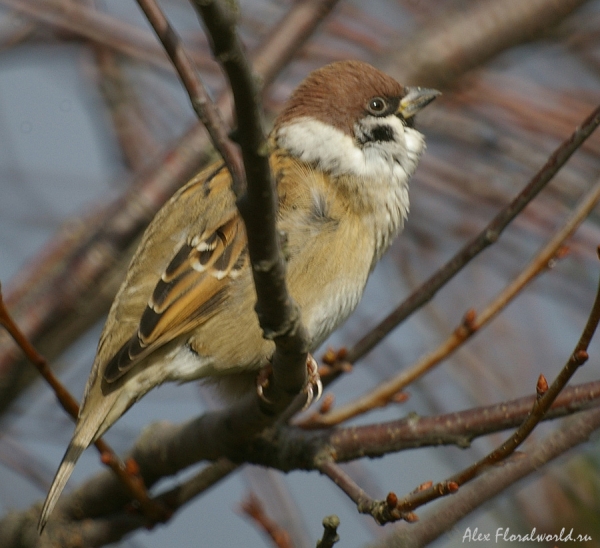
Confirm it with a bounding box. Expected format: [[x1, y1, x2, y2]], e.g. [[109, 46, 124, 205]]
[[356, 123, 397, 146], [370, 124, 396, 142]]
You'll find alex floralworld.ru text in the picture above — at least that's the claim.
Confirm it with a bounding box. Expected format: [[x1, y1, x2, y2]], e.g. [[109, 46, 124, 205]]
[[462, 527, 592, 543]]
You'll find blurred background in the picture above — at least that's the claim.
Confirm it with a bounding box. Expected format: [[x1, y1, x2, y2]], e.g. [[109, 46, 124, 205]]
[[1, 0, 600, 546]]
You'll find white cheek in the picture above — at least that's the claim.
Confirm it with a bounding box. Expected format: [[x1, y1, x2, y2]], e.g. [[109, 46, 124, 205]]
[[276, 116, 426, 259], [277, 116, 425, 178], [276, 117, 365, 176], [359, 116, 425, 167], [403, 126, 427, 160]]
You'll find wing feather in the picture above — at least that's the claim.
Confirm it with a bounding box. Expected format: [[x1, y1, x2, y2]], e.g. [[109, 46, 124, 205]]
[[103, 213, 248, 383]]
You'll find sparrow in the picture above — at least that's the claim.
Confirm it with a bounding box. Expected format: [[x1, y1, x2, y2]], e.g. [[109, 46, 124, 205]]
[[39, 60, 438, 530]]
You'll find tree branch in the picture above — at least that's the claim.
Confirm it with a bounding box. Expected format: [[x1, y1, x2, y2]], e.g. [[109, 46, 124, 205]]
[[370, 406, 600, 547], [191, 0, 310, 400], [303, 173, 600, 427], [3, 371, 600, 545], [389, 262, 600, 517], [135, 0, 243, 187]]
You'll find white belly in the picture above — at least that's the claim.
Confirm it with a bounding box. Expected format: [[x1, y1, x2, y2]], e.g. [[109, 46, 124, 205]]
[[304, 279, 364, 349]]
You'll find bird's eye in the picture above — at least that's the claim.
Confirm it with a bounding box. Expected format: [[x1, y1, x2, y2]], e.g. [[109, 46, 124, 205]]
[[367, 97, 387, 115]]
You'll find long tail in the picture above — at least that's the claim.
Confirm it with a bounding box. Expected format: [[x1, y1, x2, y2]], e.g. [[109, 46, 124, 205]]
[[38, 396, 117, 533], [38, 437, 88, 533]]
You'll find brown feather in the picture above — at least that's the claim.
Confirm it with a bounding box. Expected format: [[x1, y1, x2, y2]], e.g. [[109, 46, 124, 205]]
[[103, 213, 247, 383]]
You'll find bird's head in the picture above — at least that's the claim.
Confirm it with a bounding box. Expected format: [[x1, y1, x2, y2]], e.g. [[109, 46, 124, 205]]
[[273, 60, 439, 182]]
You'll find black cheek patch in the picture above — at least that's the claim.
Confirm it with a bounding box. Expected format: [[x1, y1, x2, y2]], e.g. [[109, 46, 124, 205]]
[[370, 125, 396, 142]]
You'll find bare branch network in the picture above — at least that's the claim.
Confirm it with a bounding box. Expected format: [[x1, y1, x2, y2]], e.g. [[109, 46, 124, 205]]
[[1, 0, 600, 547]]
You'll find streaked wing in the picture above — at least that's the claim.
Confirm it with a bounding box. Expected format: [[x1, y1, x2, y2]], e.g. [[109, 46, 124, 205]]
[[103, 201, 248, 383]]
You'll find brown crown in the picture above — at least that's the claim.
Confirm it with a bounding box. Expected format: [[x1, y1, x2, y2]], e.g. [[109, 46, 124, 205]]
[[274, 60, 405, 137]]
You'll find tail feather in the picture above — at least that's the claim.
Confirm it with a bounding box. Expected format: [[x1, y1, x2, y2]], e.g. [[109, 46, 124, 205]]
[[38, 395, 118, 533], [38, 437, 88, 533]]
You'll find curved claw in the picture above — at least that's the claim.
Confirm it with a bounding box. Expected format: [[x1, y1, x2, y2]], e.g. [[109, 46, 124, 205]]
[[302, 355, 322, 411], [256, 363, 273, 404], [256, 382, 272, 404]]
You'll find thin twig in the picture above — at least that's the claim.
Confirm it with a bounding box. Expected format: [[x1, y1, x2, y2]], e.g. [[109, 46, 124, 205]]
[[0, 284, 165, 522], [318, 462, 388, 520], [392, 260, 600, 516], [372, 406, 600, 547], [317, 515, 341, 548], [240, 493, 294, 548], [318, 461, 419, 524], [303, 175, 600, 427], [0, 283, 78, 420], [135, 0, 243, 188], [319, 266, 600, 524]]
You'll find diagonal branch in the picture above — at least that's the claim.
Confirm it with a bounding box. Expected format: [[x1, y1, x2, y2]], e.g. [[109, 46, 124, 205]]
[[391, 260, 600, 516], [373, 406, 600, 547], [303, 173, 600, 427], [0, 285, 164, 522], [135, 0, 243, 188], [313, 268, 600, 524], [345, 103, 600, 364]]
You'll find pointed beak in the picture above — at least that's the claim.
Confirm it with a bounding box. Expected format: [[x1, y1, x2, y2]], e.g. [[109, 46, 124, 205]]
[[398, 87, 440, 119]]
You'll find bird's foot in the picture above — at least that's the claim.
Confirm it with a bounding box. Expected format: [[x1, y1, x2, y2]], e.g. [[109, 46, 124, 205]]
[[255, 354, 322, 408]]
